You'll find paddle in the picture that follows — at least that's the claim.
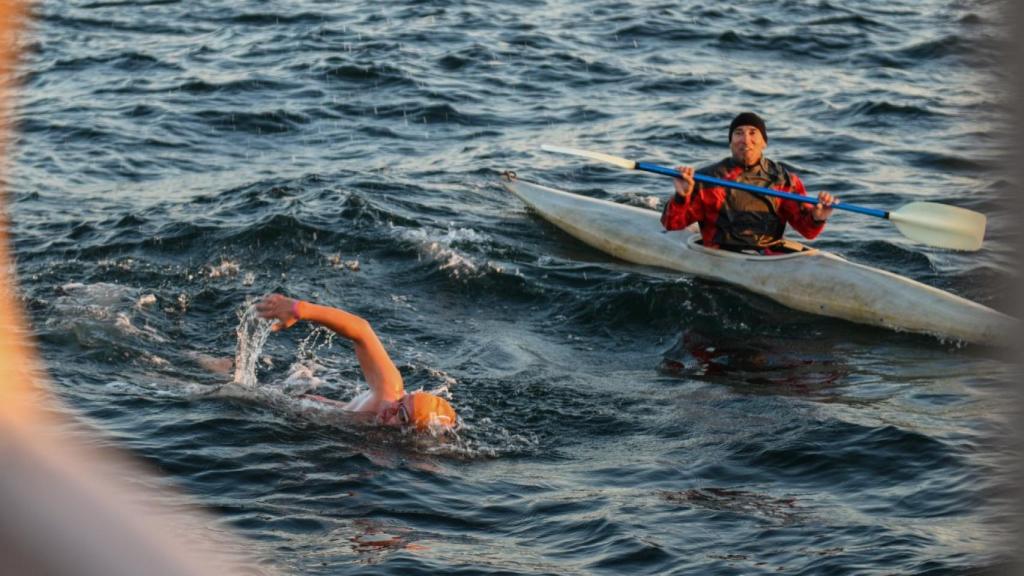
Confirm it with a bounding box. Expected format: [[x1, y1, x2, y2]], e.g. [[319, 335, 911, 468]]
[[540, 144, 987, 251]]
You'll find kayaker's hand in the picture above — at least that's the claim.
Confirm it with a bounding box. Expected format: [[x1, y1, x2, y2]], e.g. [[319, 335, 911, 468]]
[[811, 191, 836, 223], [256, 293, 300, 332], [673, 166, 695, 199]]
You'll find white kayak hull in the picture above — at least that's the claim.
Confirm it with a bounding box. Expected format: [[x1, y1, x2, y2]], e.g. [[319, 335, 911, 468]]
[[503, 176, 1013, 345]]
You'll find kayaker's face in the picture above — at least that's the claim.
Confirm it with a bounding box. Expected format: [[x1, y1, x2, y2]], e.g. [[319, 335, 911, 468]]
[[730, 125, 765, 167]]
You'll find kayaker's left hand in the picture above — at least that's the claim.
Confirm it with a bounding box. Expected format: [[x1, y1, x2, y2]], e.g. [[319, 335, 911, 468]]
[[811, 191, 836, 223]]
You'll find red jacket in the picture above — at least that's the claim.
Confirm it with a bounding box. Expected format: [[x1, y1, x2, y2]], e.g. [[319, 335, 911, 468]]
[[660, 156, 824, 250]]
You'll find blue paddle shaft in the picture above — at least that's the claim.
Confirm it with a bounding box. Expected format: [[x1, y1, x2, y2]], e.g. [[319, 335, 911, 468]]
[[635, 161, 889, 219]]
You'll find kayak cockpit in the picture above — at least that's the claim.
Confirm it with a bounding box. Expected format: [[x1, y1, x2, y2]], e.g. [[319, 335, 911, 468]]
[[685, 234, 820, 261]]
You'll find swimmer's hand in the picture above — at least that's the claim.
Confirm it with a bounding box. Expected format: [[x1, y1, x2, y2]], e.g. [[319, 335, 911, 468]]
[[256, 293, 300, 332]]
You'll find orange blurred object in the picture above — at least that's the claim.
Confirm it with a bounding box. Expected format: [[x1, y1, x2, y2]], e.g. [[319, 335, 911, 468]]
[[0, 4, 263, 575]]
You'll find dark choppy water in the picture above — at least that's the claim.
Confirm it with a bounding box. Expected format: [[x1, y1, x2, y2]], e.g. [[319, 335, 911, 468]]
[[8, 1, 1019, 573]]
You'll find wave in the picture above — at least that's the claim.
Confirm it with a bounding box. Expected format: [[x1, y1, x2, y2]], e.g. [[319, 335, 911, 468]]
[[171, 77, 298, 95], [857, 33, 999, 70], [612, 22, 711, 43], [44, 51, 182, 75], [311, 59, 417, 90], [369, 102, 496, 127], [843, 100, 941, 120], [225, 12, 330, 27], [437, 43, 506, 72], [713, 30, 862, 60], [736, 420, 964, 489], [39, 10, 195, 35], [889, 149, 991, 173], [803, 14, 891, 30], [79, 0, 181, 7], [395, 225, 500, 281], [894, 35, 974, 62], [191, 108, 313, 135]]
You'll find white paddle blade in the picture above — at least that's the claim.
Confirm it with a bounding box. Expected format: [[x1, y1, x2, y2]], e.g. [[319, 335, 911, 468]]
[[540, 144, 637, 170], [889, 201, 987, 251]]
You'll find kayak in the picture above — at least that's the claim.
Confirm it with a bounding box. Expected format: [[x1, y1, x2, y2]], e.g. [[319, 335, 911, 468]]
[[502, 174, 1014, 345]]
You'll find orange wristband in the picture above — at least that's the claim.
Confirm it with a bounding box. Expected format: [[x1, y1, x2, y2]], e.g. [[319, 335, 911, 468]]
[[291, 299, 303, 320]]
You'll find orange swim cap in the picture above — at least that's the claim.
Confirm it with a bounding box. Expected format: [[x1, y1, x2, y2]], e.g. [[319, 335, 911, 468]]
[[406, 391, 457, 431]]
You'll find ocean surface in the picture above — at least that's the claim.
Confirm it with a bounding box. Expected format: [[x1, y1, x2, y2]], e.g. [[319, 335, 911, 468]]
[[7, 0, 1019, 574]]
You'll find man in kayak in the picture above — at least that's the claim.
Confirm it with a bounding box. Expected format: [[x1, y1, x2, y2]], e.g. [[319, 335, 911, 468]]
[[254, 293, 458, 432], [662, 112, 837, 253]]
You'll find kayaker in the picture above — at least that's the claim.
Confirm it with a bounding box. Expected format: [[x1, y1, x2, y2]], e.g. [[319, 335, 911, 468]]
[[662, 112, 837, 253], [254, 293, 458, 432]]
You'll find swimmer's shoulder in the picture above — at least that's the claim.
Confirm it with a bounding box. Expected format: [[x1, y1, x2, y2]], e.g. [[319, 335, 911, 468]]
[[299, 389, 383, 413], [343, 389, 379, 412], [300, 389, 374, 410], [301, 394, 348, 408]]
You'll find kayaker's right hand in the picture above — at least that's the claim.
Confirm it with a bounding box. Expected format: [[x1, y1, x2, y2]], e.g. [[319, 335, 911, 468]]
[[673, 166, 695, 199]]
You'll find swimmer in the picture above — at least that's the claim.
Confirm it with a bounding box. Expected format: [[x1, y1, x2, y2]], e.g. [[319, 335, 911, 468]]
[[254, 293, 457, 431]]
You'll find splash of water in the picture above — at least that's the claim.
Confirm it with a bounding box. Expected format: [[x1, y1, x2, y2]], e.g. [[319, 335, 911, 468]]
[[231, 301, 274, 387], [277, 361, 324, 397], [297, 325, 337, 361], [399, 226, 491, 279]]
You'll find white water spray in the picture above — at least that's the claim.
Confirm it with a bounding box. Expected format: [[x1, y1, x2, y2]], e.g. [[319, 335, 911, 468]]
[[231, 302, 274, 387]]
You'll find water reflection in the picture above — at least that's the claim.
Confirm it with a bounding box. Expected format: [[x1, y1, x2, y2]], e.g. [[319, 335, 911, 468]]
[[659, 328, 848, 396]]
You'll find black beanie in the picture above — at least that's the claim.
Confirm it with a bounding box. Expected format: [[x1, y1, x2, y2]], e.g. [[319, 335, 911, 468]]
[[728, 112, 767, 143]]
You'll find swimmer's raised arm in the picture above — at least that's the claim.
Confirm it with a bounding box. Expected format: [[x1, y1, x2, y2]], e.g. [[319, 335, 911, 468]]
[[255, 294, 404, 401]]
